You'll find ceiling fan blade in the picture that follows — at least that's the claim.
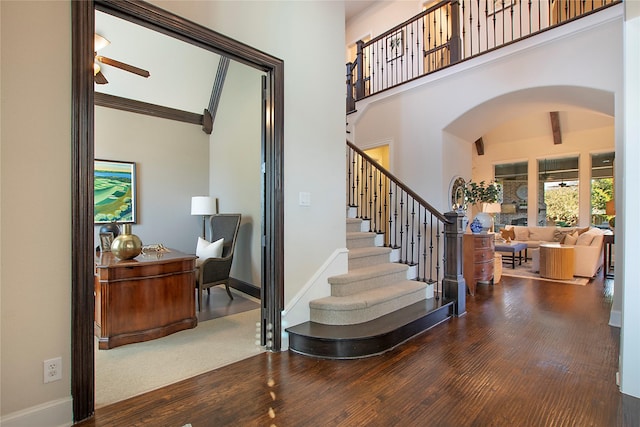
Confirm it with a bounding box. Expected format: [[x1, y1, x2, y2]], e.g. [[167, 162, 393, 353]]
[[94, 70, 109, 85], [95, 55, 150, 78]]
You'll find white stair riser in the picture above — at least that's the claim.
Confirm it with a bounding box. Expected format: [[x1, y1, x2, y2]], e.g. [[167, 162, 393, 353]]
[[349, 253, 391, 270], [406, 264, 417, 280], [347, 234, 377, 249]]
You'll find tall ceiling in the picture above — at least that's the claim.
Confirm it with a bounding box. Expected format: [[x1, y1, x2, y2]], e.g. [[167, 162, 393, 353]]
[[95, 10, 221, 114]]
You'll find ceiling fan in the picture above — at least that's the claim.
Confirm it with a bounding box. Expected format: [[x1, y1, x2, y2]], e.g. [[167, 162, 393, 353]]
[[94, 33, 150, 85]]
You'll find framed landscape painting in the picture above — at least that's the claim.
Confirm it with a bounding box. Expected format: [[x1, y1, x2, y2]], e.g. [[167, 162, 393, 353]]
[[94, 159, 137, 224]]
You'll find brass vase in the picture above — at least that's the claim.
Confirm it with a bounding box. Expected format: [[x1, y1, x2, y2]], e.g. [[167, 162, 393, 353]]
[[110, 223, 142, 260]]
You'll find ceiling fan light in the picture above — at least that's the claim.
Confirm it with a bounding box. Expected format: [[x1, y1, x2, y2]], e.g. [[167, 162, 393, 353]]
[[94, 33, 110, 51], [93, 62, 101, 76]]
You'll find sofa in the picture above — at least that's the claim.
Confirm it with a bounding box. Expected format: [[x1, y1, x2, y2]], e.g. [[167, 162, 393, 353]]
[[501, 225, 607, 278]]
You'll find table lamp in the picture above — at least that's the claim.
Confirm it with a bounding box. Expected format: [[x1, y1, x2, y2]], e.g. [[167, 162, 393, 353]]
[[191, 196, 217, 239], [483, 202, 502, 233]]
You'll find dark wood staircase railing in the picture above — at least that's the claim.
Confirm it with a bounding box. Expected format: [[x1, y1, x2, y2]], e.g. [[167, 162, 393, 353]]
[[347, 141, 466, 315]]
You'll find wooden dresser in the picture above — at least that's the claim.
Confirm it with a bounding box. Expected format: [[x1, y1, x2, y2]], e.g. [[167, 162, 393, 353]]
[[94, 249, 198, 349], [463, 233, 495, 295]]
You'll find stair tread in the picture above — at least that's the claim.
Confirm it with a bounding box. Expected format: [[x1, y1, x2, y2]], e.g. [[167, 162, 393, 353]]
[[346, 231, 377, 239], [288, 298, 453, 340], [310, 280, 427, 311], [329, 262, 408, 284], [348, 246, 392, 259]]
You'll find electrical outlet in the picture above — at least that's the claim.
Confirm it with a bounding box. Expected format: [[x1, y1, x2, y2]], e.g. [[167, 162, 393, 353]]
[[43, 357, 62, 383]]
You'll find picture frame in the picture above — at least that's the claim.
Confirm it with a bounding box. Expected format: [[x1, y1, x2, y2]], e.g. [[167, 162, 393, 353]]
[[386, 29, 404, 62], [94, 159, 137, 224], [99, 232, 115, 252]]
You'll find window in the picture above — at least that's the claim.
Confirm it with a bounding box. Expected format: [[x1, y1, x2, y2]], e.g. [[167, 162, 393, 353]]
[[494, 161, 528, 228], [591, 152, 614, 228], [538, 157, 579, 226]]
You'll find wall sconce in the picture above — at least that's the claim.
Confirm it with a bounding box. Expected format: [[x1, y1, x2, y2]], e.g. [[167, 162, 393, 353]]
[[191, 196, 217, 239]]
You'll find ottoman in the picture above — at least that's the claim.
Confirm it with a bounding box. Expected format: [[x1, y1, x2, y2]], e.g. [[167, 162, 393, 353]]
[[530, 248, 540, 273]]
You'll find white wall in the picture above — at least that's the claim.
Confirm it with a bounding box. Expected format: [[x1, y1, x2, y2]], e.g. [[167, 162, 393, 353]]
[[210, 61, 264, 285], [152, 0, 348, 304], [1, 1, 73, 423], [94, 107, 209, 254]]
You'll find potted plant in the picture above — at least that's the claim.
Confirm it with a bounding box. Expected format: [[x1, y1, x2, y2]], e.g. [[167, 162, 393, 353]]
[[464, 180, 502, 233]]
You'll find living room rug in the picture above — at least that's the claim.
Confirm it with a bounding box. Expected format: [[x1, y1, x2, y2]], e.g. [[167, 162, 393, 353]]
[[501, 262, 589, 286]]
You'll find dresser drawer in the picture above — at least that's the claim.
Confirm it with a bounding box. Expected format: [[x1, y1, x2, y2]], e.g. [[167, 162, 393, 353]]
[[473, 248, 493, 263], [474, 260, 494, 282]]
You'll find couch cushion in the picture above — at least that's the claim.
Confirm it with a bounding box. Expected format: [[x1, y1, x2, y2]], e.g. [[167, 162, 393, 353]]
[[577, 226, 591, 235], [576, 231, 596, 246], [512, 226, 530, 241], [528, 227, 555, 242], [564, 231, 579, 245], [553, 228, 574, 243]]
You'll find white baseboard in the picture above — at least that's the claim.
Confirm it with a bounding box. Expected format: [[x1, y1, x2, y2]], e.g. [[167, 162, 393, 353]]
[[1, 397, 73, 427], [609, 309, 622, 328]]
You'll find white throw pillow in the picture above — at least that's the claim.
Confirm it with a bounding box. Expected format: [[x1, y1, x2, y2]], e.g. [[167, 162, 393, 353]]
[[196, 237, 224, 267]]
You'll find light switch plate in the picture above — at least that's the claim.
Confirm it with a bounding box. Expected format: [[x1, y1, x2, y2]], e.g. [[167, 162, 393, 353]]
[[299, 192, 311, 206]]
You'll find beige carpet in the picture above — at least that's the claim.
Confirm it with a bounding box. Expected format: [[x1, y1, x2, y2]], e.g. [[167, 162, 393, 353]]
[[95, 308, 263, 408], [501, 262, 589, 285]]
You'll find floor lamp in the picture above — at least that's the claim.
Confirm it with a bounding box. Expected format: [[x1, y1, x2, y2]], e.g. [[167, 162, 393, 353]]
[[191, 196, 217, 239]]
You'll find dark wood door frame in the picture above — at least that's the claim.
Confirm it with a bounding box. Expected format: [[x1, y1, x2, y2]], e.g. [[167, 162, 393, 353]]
[[71, 1, 284, 422]]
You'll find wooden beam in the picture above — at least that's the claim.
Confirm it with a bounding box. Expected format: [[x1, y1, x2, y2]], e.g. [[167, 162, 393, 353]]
[[208, 56, 230, 131], [475, 137, 485, 156], [550, 111, 562, 145], [95, 92, 204, 127]]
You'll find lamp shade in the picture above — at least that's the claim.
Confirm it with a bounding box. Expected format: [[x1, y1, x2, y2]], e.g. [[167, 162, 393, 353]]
[[191, 196, 217, 216], [483, 202, 502, 214]]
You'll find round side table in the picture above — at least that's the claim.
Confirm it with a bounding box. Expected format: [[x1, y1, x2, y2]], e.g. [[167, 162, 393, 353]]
[[539, 243, 575, 280]]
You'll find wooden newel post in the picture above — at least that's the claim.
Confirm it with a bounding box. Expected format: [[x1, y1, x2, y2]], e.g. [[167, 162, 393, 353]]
[[355, 40, 365, 100], [449, 1, 462, 64], [443, 210, 467, 316], [346, 62, 356, 113]]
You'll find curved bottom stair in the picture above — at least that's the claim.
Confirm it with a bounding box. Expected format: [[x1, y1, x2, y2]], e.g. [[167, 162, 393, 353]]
[[286, 297, 454, 359]]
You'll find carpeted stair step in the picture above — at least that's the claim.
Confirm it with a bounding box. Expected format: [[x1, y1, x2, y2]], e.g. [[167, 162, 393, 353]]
[[309, 280, 429, 325], [348, 246, 392, 270], [328, 263, 408, 296], [346, 218, 364, 233], [347, 231, 378, 249]]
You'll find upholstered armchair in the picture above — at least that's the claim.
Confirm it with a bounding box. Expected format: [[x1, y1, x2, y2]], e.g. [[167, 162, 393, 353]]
[[196, 213, 241, 311]]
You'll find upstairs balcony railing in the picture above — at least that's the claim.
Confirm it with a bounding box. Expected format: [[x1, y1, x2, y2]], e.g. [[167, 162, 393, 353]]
[[347, 0, 621, 112]]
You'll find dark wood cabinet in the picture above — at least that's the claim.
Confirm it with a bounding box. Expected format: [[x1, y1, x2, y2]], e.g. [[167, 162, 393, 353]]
[[94, 250, 197, 349], [463, 233, 495, 295]]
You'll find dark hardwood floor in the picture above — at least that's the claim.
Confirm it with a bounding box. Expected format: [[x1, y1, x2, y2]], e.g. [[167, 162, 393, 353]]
[[76, 272, 640, 426]]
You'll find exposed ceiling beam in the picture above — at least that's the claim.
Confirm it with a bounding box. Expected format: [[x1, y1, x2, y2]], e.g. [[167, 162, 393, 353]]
[[550, 111, 562, 145], [206, 56, 230, 134], [475, 137, 485, 156], [95, 92, 211, 134]]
